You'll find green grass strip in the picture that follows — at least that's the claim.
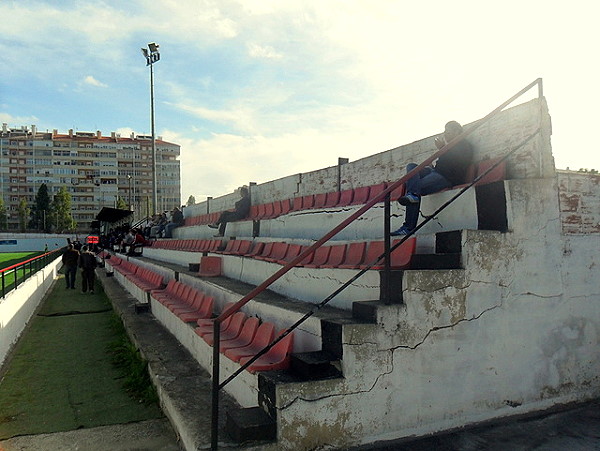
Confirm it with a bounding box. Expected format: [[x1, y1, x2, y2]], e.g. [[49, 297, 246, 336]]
[[0, 272, 163, 439]]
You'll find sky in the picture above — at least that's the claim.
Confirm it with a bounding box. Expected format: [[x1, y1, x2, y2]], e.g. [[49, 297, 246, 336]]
[[1, 0, 599, 204]]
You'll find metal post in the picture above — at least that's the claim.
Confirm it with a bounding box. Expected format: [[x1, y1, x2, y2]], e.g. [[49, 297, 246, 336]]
[[150, 63, 158, 216], [211, 320, 221, 450], [383, 192, 391, 304]]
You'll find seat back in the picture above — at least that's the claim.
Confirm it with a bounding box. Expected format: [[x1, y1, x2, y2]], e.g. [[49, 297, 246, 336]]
[[338, 189, 354, 206], [362, 241, 385, 267], [342, 242, 366, 267], [199, 256, 222, 277], [251, 322, 276, 349], [351, 186, 370, 205], [269, 242, 289, 261], [313, 193, 327, 208], [322, 244, 346, 268], [308, 246, 331, 267]]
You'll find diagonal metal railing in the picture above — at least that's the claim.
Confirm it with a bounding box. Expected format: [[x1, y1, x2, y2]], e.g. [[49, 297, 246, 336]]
[[210, 78, 544, 449]]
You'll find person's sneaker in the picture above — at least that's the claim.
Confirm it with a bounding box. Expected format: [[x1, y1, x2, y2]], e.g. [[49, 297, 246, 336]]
[[390, 225, 412, 236], [398, 193, 420, 206], [90, 291, 94, 294], [207, 223, 219, 229]]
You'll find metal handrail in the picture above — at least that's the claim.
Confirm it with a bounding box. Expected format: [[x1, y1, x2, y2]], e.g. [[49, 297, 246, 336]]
[[210, 78, 544, 449], [1, 249, 63, 298]]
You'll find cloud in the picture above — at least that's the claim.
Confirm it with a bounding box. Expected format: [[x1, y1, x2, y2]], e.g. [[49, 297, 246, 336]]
[[247, 43, 283, 60], [0, 112, 40, 127], [82, 76, 108, 88]]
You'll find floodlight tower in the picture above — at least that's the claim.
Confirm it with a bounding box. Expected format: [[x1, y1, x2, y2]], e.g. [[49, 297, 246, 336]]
[[141, 42, 160, 215]]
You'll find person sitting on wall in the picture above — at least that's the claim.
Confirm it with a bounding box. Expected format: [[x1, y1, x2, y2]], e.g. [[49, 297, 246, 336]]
[[164, 206, 185, 238], [208, 186, 251, 237], [391, 120, 474, 236]]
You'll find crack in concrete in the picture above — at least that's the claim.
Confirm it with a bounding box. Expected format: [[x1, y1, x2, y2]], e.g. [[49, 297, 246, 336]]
[[519, 291, 562, 299], [278, 303, 503, 410], [393, 302, 503, 351], [279, 352, 393, 410]]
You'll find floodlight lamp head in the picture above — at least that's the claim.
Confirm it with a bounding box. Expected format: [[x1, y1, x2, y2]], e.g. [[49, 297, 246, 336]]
[[148, 42, 159, 53], [141, 48, 148, 57]]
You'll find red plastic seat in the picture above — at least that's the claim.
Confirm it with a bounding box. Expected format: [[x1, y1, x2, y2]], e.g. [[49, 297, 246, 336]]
[[196, 302, 234, 328], [313, 193, 327, 208], [389, 183, 406, 201], [280, 199, 292, 215], [254, 242, 275, 260], [248, 205, 260, 220], [198, 256, 222, 277], [219, 317, 260, 352], [245, 241, 265, 257], [171, 290, 205, 315], [338, 242, 367, 269], [216, 239, 237, 254], [296, 246, 315, 266], [194, 313, 233, 338], [291, 197, 303, 211], [262, 202, 275, 219], [324, 191, 340, 208], [223, 322, 276, 363], [301, 246, 331, 268], [338, 189, 354, 206], [316, 244, 346, 268], [259, 242, 289, 263], [370, 237, 416, 270], [256, 204, 267, 219], [271, 200, 283, 218], [302, 195, 315, 209], [201, 311, 247, 345], [351, 186, 370, 205], [239, 329, 294, 373], [235, 240, 253, 255], [276, 244, 303, 265], [475, 158, 506, 185], [367, 183, 387, 203], [179, 295, 214, 324], [357, 241, 385, 269]]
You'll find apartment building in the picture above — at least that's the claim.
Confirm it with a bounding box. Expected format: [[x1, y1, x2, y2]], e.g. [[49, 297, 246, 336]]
[[0, 124, 181, 231]]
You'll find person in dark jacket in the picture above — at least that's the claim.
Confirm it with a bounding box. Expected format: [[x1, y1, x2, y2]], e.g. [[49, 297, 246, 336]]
[[164, 206, 185, 238], [78, 245, 98, 294], [62, 244, 80, 289], [208, 187, 251, 237], [391, 121, 474, 236]]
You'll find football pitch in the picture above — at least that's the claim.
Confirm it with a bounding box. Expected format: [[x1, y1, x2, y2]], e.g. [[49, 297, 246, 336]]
[[0, 252, 45, 291]]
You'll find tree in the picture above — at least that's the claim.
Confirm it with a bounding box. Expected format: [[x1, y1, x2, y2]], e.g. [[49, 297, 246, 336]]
[[186, 195, 196, 206], [0, 198, 8, 231], [18, 198, 30, 232], [116, 196, 127, 210], [51, 186, 76, 233], [30, 183, 52, 232]]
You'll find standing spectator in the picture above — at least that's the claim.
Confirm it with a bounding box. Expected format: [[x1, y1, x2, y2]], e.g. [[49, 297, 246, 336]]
[[208, 187, 251, 237], [61, 244, 80, 289], [78, 245, 97, 294], [164, 206, 184, 238]]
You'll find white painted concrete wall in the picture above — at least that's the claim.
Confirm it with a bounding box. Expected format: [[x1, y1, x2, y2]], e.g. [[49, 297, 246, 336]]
[[0, 257, 62, 368], [272, 177, 600, 450]]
